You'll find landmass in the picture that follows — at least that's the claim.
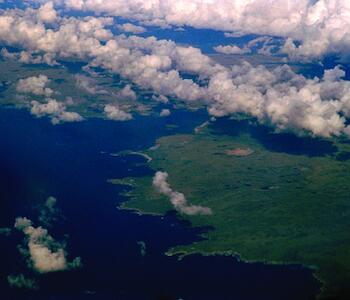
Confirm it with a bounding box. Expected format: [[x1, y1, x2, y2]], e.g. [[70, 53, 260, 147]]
[[111, 151, 152, 163], [0, 58, 175, 119], [110, 119, 350, 299]]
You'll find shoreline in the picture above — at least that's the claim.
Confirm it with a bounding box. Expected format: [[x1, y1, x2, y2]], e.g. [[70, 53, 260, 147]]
[[115, 184, 325, 299], [110, 151, 152, 163], [119, 193, 325, 299], [165, 248, 326, 299], [107, 137, 331, 300]]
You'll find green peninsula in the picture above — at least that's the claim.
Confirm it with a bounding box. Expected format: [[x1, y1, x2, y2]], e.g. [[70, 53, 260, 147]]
[[113, 119, 350, 299]]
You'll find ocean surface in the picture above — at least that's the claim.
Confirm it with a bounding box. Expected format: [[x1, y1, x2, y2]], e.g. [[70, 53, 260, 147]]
[[0, 107, 321, 300]]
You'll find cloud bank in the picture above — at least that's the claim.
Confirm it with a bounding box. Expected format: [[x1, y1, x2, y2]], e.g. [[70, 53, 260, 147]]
[[43, 0, 350, 61], [153, 171, 212, 215], [2, 4, 350, 137]]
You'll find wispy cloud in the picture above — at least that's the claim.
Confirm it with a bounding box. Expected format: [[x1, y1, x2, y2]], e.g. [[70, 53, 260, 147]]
[[153, 171, 212, 215]]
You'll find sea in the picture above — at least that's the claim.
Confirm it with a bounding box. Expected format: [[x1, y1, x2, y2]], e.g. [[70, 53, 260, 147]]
[[0, 107, 321, 300]]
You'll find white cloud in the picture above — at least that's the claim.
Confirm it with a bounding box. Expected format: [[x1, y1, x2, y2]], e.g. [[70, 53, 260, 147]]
[[160, 108, 171, 117], [38, 1, 57, 23], [2, 4, 350, 137], [116, 23, 146, 34], [104, 104, 132, 121], [206, 63, 350, 137], [58, 110, 84, 123], [152, 94, 169, 104], [1, 48, 17, 59], [14, 217, 81, 273], [214, 45, 250, 55], [118, 84, 137, 101], [49, 0, 350, 61], [153, 171, 212, 215], [1, 48, 58, 65], [224, 32, 245, 38], [245, 36, 278, 56], [16, 75, 53, 97], [75, 74, 108, 94], [20, 51, 58, 65], [30, 98, 83, 124]]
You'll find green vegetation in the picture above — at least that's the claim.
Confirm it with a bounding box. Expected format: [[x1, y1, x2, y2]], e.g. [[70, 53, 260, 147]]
[[112, 120, 350, 299], [0, 58, 205, 122], [0, 59, 160, 118]]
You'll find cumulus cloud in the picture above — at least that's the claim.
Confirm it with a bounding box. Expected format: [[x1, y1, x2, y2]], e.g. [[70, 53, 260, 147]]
[[16, 75, 53, 97], [206, 63, 350, 137], [104, 104, 132, 121], [20, 51, 58, 65], [116, 23, 146, 34], [152, 94, 169, 104], [1, 48, 58, 65], [153, 171, 212, 215], [1, 47, 17, 59], [3, 4, 350, 137], [75, 74, 108, 94], [38, 1, 57, 23], [214, 45, 250, 55], [118, 84, 137, 101], [14, 217, 82, 273], [1, 6, 207, 102], [30, 98, 83, 124], [48, 0, 350, 61], [160, 108, 171, 117]]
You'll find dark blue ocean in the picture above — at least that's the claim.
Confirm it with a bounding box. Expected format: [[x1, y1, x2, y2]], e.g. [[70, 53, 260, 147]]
[[0, 107, 320, 300]]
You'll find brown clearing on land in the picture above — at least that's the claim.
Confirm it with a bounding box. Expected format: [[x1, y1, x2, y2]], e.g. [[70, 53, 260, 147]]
[[226, 148, 254, 157]]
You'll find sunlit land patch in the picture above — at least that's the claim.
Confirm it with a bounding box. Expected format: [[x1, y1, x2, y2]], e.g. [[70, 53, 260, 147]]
[[226, 147, 254, 157]]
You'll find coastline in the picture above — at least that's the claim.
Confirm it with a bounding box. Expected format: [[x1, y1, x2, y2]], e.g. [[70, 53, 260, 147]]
[[112, 178, 325, 299], [110, 151, 153, 163], [165, 247, 326, 299]]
